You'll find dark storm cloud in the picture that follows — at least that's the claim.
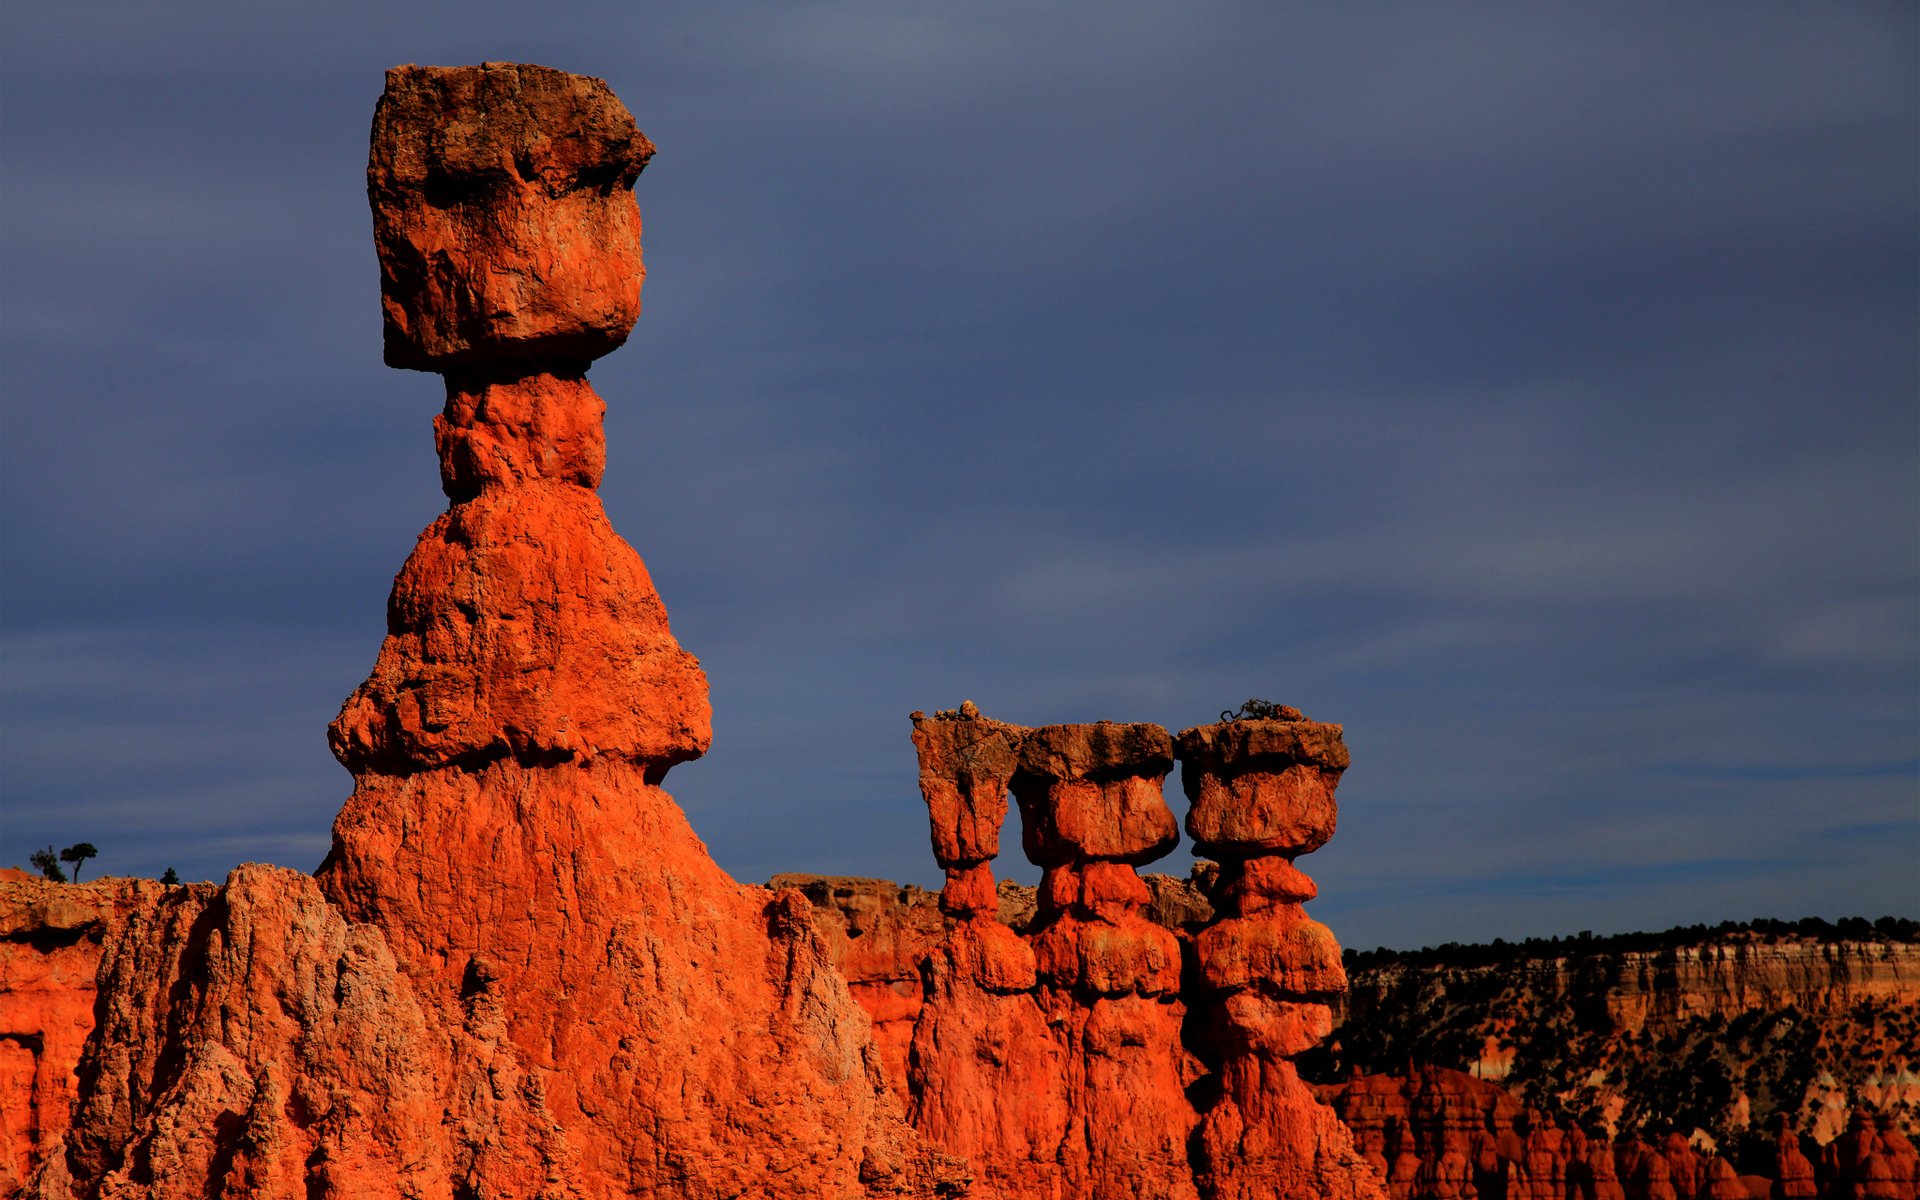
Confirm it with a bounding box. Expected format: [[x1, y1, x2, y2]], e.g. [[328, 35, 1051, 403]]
[[3, 2, 1914, 948]]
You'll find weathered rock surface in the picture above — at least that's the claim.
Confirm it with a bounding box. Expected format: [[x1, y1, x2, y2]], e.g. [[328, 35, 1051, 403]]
[[329, 371, 710, 774], [1175, 715, 1378, 1200], [766, 875, 946, 1101], [369, 63, 655, 372], [6, 61, 964, 1200], [38, 865, 454, 1200], [782, 706, 1382, 1200], [1323, 1066, 1920, 1200], [0, 873, 171, 1192]]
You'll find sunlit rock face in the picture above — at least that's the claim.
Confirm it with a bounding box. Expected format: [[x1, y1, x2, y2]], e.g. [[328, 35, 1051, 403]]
[[786, 706, 1386, 1200], [368, 62, 654, 374], [1, 58, 1396, 1200], [0, 872, 168, 1191], [9, 63, 965, 1200]]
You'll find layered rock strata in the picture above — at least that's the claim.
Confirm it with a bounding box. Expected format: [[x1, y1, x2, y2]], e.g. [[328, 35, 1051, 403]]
[[1010, 722, 1196, 1200], [775, 878, 1920, 1200], [0, 872, 173, 1192], [1324, 928, 1920, 1160], [1177, 714, 1381, 1200], [1323, 1067, 1920, 1200], [11, 62, 963, 1200], [880, 707, 1380, 1200]]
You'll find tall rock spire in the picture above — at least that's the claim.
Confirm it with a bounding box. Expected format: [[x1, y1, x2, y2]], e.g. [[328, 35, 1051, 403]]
[[331, 63, 709, 777], [9, 62, 961, 1200], [314, 62, 961, 1199]]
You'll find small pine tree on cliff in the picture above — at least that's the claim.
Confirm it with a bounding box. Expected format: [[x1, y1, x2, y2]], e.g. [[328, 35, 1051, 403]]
[[161, 867, 180, 885], [28, 846, 66, 882], [60, 842, 98, 882]]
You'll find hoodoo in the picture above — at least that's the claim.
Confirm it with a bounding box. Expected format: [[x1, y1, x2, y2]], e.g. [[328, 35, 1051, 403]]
[[2, 62, 1395, 1200], [12, 63, 962, 1200], [882, 706, 1384, 1200], [313, 62, 961, 1199]]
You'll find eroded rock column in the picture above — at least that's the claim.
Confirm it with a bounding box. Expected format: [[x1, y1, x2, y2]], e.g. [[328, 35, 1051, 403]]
[[905, 707, 1064, 1199], [1014, 722, 1199, 1200], [1179, 710, 1386, 1200], [316, 62, 962, 1199]]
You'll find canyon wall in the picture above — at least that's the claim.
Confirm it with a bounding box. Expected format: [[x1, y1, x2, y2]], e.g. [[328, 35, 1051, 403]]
[[1324, 933, 1920, 1148], [1325, 1066, 1920, 1200], [775, 878, 1919, 1200], [0, 873, 179, 1193]]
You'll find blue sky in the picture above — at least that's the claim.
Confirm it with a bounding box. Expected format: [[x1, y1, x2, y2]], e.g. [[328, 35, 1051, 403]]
[[2, 2, 1915, 949]]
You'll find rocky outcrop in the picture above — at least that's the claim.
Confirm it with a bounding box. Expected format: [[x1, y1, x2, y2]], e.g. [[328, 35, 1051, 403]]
[[1304, 914, 1920, 1200], [1177, 714, 1380, 1200], [778, 873, 1920, 1200], [765, 875, 947, 1104], [0, 873, 173, 1192], [323, 61, 957, 1200], [48, 866, 454, 1199], [0, 59, 1393, 1200], [9, 62, 963, 1200], [780, 706, 1384, 1200], [367, 62, 656, 374], [1007, 721, 1196, 1200]]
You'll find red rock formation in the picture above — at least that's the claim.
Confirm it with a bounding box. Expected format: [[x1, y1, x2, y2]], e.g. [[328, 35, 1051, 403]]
[[1664, 1131, 1707, 1200], [767, 874, 946, 1102], [1773, 1121, 1822, 1199], [1179, 715, 1384, 1200], [319, 62, 957, 1200], [0, 873, 173, 1191], [1563, 1126, 1629, 1200], [1877, 1119, 1920, 1200], [12, 62, 963, 1200], [903, 709, 1066, 1198], [1707, 1156, 1755, 1200], [851, 706, 1380, 1199], [1330, 1069, 1565, 1200], [1012, 722, 1198, 1200], [367, 62, 655, 373], [1324, 1066, 1920, 1200], [910, 707, 1025, 920], [47, 866, 454, 1198]]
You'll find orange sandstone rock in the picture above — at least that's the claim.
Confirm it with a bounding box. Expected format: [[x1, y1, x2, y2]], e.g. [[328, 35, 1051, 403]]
[[1179, 715, 1348, 859], [910, 710, 1026, 917], [1178, 714, 1384, 1200], [1013, 722, 1178, 867], [767, 874, 946, 1102], [369, 63, 655, 372], [329, 373, 710, 774], [18, 62, 964, 1200], [901, 713, 1204, 1199], [315, 61, 959, 1200], [0, 872, 167, 1192], [1012, 723, 1198, 1200], [44, 866, 455, 1200]]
